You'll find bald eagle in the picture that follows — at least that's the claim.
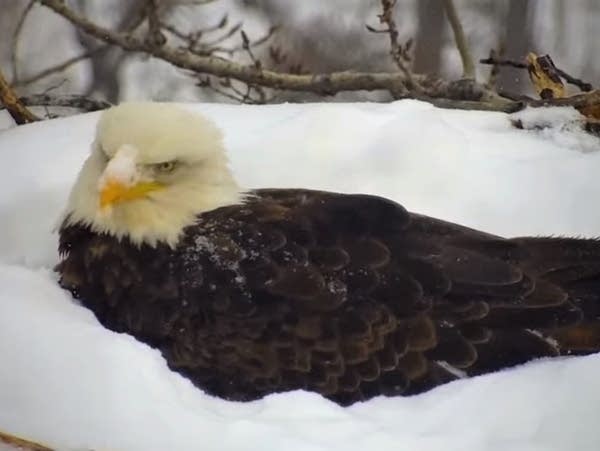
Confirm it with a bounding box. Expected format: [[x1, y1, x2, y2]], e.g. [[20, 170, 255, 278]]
[[57, 103, 600, 405]]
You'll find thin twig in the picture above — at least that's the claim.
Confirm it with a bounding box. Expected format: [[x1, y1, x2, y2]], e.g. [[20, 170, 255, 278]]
[[10, 0, 36, 83], [198, 76, 255, 103], [238, 30, 268, 103], [442, 0, 475, 79], [217, 26, 278, 56], [240, 30, 260, 69], [161, 13, 228, 42], [556, 68, 594, 92], [371, 0, 419, 90], [203, 22, 242, 47], [42, 78, 67, 95], [479, 57, 527, 69], [378, 0, 403, 70], [17, 46, 108, 86], [162, 20, 250, 58], [230, 81, 255, 103], [0, 67, 39, 124]]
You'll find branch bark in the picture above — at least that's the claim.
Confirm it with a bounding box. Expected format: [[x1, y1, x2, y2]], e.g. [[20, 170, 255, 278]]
[[36, 0, 414, 96], [37, 0, 507, 102]]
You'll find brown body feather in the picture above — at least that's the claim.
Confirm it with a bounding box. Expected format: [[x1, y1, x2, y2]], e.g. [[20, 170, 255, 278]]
[[57, 189, 600, 405]]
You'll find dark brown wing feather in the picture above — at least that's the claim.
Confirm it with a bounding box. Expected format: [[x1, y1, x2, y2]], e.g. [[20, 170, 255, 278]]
[[57, 189, 600, 405]]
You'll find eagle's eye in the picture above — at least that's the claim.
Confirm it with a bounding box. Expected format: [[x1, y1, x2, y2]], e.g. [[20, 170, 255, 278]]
[[155, 161, 177, 173]]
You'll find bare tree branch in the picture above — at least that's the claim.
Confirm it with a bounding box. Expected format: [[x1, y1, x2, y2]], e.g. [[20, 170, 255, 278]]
[[36, 0, 421, 96], [0, 67, 39, 124], [31, 0, 599, 116], [442, 0, 475, 79]]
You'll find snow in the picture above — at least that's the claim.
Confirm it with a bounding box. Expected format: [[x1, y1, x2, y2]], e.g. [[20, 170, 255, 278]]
[[1, 100, 599, 451]]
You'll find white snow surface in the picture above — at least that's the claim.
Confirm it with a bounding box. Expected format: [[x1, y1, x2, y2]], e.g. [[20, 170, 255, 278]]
[[1, 100, 599, 451]]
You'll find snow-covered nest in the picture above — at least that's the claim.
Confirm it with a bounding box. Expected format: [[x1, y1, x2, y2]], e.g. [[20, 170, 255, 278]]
[[1, 100, 599, 451]]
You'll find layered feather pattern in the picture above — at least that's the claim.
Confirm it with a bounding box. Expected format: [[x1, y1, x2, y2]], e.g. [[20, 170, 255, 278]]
[[57, 189, 600, 405]]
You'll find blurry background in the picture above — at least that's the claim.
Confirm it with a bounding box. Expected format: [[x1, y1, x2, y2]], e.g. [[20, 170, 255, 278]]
[[0, 0, 597, 105]]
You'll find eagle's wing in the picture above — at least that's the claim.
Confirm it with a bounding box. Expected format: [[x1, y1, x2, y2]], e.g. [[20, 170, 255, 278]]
[[170, 189, 600, 404]]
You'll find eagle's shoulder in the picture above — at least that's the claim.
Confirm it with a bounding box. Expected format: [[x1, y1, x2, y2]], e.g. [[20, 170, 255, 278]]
[[195, 188, 411, 235]]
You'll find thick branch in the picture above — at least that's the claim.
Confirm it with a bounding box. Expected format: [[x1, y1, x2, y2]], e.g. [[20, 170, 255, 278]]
[[36, 0, 420, 96], [442, 0, 475, 79], [0, 67, 39, 124]]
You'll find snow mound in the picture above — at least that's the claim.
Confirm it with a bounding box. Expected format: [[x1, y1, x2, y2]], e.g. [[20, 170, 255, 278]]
[[0, 100, 599, 451]]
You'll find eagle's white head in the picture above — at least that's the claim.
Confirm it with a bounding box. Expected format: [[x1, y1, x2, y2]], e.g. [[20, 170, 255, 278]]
[[62, 102, 242, 247]]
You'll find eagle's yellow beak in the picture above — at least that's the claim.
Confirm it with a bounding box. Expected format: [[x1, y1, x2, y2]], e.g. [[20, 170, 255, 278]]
[[99, 179, 163, 209]]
